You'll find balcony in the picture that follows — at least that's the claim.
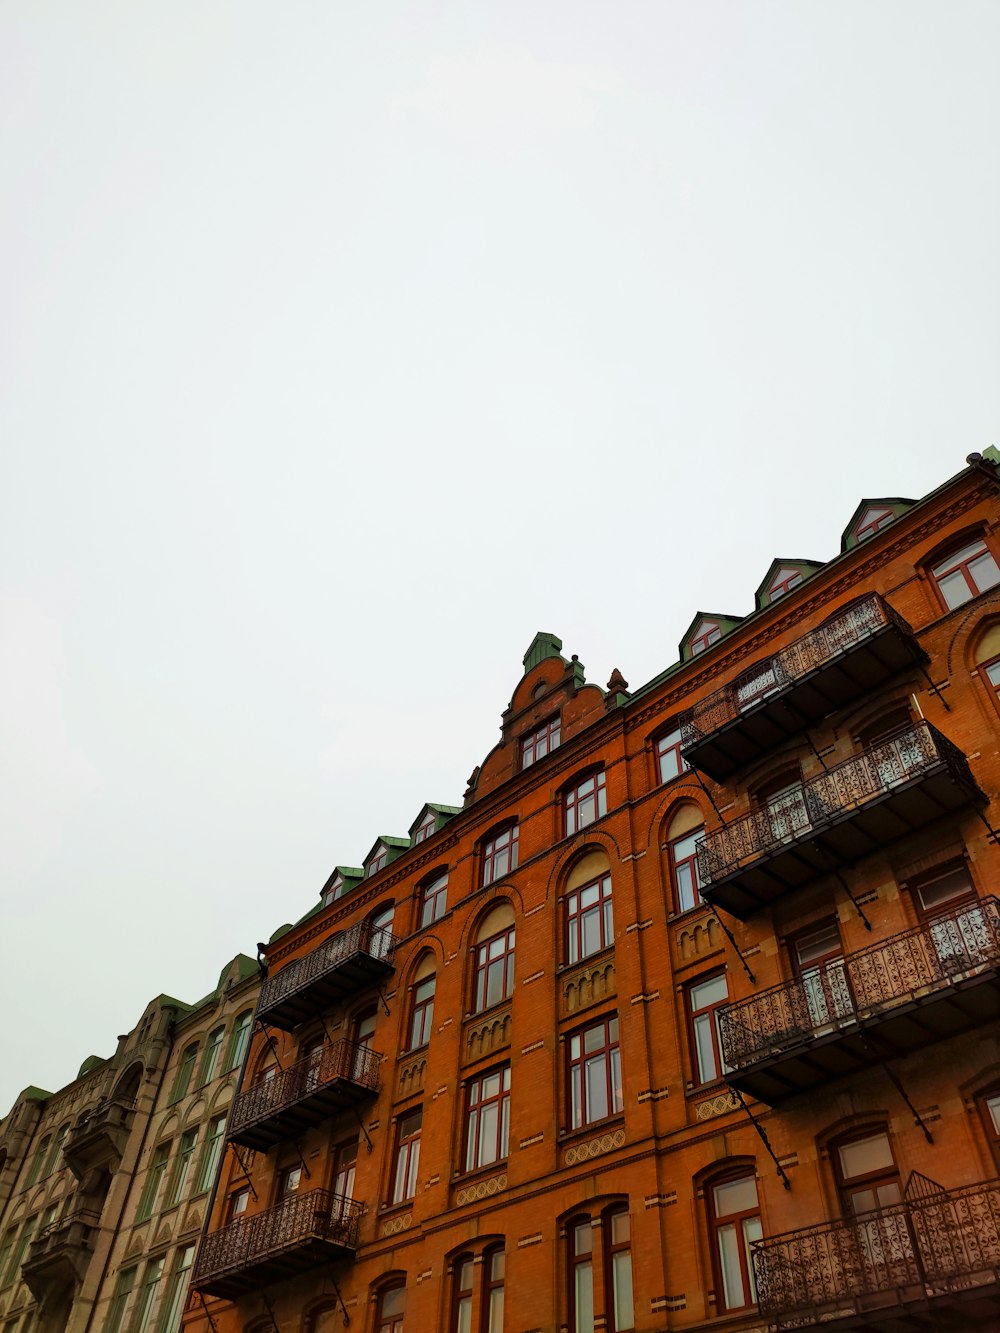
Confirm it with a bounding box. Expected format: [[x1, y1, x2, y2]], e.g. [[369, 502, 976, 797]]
[[719, 897, 1000, 1103], [753, 1175, 1000, 1330], [192, 1188, 362, 1299], [680, 596, 926, 782], [258, 919, 397, 1031], [21, 1210, 100, 1302], [227, 1039, 381, 1152], [62, 1098, 135, 1181], [697, 722, 983, 919]]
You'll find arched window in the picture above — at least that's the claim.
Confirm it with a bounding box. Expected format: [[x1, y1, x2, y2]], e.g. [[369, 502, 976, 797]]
[[171, 1042, 199, 1102], [666, 805, 706, 914], [377, 1279, 406, 1332], [112, 1062, 143, 1105], [482, 823, 519, 886], [565, 770, 607, 836], [200, 1025, 226, 1085], [707, 1170, 762, 1312], [565, 873, 613, 964], [407, 956, 436, 1051], [419, 871, 448, 929], [368, 903, 396, 960], [472, 904, 516, 1013], [566, 1208, 632, 1333], [483, 1245, 505, 1332], [972, 621, 1000, 710], [225, 1010, 253, 1072], [452, 1253, 474, 1332], [930, 535, 1000, 610]]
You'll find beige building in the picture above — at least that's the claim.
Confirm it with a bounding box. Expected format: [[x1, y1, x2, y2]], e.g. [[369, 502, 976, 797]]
[[0, 955, 259, 1333]]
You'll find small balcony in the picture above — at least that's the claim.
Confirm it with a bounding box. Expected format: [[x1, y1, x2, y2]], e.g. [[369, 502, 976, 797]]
[[753, 1175, 1000, 1330], [192, 1189, 362, 1299], [21, 1210, 100, 1302], [258, 919, 397, 1031], [697, 722, 983, 919], [719, 897, 1000, 1103], [227, 1039, 381, 1152], [680, 595, 927, 782], [62, 1098, 135, 1182]]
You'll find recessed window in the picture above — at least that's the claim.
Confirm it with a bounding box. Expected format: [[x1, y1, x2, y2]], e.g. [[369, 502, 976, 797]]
[[278, 1164, 302, 1197], [566, 874, 614, 965], [567, 1015, 622, 1130], [834, 1128, 901, 1215], [482, 824, 519, 886], [171, 1043, 198, 1102], [978, 1087, 1000, 1171], [165, 1128, 198, 1207], [408, 975, 436, 1051], [669, 825, 706, 914], [568, 1207, 633, 1333], [607, 1208, 635, 1332], [565, 770, 607, 836], [688, 973, 730, 1085], [474, 925, 516, 1012], [200, 1026, 225, 1085], [131, 1257, 165, 1333], [463, 1066, 511, 1172], [378, 1282, 407, 1333], [767, 567, 803, 601], [419, 872, 448, 928], [158, 1244, 196, 1333], [391, 1108, 422, 1204], [196, 1114, 226, 1193], [226, 1010, 253, 1072], [484, 1247, 505, 1331], [136, 1142, 171, 1222], [225, 1187, 249, 1223], [710, 1172, 762, 1311], [521, 716, 561, 768], [413, 810, 437, 845], [454, 1254, 474, 1333], [691, 620, 721, 656], [931, 538, 1000, 610], [655, 728, 687, 784], [855, 505, 897, 542], [334, 1139, 358, 1199]]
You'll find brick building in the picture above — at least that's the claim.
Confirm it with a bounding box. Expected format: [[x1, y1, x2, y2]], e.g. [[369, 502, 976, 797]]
[[184, 451, 1000, 1333]]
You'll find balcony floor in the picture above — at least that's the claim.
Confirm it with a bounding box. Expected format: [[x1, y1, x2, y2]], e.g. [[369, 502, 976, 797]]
[[228, 1074, 377, 1152], [195, 1233, 354, 1300], [258, 951, 394, 1031]]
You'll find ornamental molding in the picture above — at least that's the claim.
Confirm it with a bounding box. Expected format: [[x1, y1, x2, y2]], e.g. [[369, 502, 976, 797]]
[[563, 1127, 625, 1166], [381, 1212, 413, 1237], [695, 1090, 739, 1121], [455, 1172, 507, 1206]]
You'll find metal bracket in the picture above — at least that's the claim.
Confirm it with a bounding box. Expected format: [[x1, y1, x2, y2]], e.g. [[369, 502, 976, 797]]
[[376, 987, 391, 1018], [970, 804, 1000, 847], [710, 911, 756, 985], [918, 664, 951, 712], [329, 1275, 351, 1327], [812, 845, 872, 931], [197, 1291, 221, 1333], [257, 1019, 285, 1070], [729, 1087, 792, 1190], [260, 1290, 281, 1330], [292, 1139, 312, 1180], [229, 1145, 259, 1200], [691, 767, 727, 824], [354, 1107, 374, 1154], [861, 1035, 934, 1144]]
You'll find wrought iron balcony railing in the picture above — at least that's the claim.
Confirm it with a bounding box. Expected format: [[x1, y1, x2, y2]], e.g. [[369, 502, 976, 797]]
[[228, 1038, 381, 1151], [680, 595, 926, 781], [193, 1188, 362, 1299], [718, 898, 1000, 1102], [753, 1175, 1000, 1330], [258, 919, 397, 1031], [696, 721, 982, 918]]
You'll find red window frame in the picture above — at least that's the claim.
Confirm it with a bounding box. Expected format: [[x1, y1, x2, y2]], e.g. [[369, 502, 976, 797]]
[[565, 874, 614, 964], [463, 1065, 511, 1172], [604, 1206, 635, 1333], [368, 846, 389, 877], [691, 622, 721, 656], [709, 1171, 762, 1312], [391, 1108, 422, 1204], [832, 1128, 902, 1215], [413, 811, 437, 845], [333, 1139, 357, 1200], [225, 1187, 249, 1223], [569, 1216, 594, 1333], [474, 925, 516, 1012], [655, 728, 686, 784], [567, 1015, 622, 1130], [855, 505, 896, 542], [377, 1282, 406, 1333], [977, 1086, 1000, 1172], [980, 654, 1000, 711], [277, 1164, 301, 1198], [669, 826, 705, 914], [930, 537, 1000, 610], [521, 715, 561, 769], [408, 975, 435, 1051], [768, 568, 803, 601], [482, 824, 519, 886], [484, 1246, 505, 1333], [687, 972, 729, 1085], [565, 770, 607, 836], [453, 1253, 474, 1332], [419, 872, 448, 928]]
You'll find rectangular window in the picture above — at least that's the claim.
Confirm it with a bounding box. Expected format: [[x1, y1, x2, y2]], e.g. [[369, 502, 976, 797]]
[[656, 729, 687, 784], [566, 874, 614, 964], [608, 1209, 634, 1332], [670, 827, 706, 913], [195, 1115, 226, 1194], [485, 1248, 505, 1333], [165, 1129, 198, 1208], [392, 1108, 422, 1204], [474, 926, 516, 1012], [689, 974, 729, 1085], [278, 1165, 302, 1197], [43, 1124, 69, 1178], [482, 825, 518, 886], [521, 716, 561, 768], [419, 873, 448, 928], [413, 811, 437, 845], [24, 1139, 49, 1189], [464, 1066, 511, 1172], [105, 1265, 137, 1333], [136, 1142, 171, 1223], [568, 1016, 622, 1130], [7, 1215, 37, 1288], [368, 845, 389, 876], [408, 976, 435, 1050], [131, 1256, 165, 1333], [712, 1174, 762, 1311], [225, 1188, 249, 1223], [156, 1244, 195, 1333], [571, 1219, 594, 1333], [565, 771, 607, 836], [225, 1012, 253, 1071], [334, 1141, 358, 1199], [199, 1027, 225, 1085], [170, 1045, 198, 1103], [932, 538, 1000, 609]]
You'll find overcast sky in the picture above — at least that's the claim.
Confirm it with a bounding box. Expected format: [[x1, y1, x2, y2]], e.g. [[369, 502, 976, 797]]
[[2, 2, 999, 1115]]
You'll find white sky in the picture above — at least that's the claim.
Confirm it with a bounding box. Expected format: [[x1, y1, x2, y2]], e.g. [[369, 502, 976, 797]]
[[2, 2, 999, 1115]]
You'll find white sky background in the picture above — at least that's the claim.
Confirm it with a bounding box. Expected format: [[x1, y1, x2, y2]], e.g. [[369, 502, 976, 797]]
[[1, 2, 999, 1113]]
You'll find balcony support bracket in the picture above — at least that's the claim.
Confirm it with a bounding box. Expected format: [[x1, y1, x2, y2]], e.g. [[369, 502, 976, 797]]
[[814, 845, 872, 931], [328, 1276, 351, 1326], [292, 1139, 312, 1180], [355, 1107, 374, 1154], [257, 1019, 285, 1070], [730, 1087, 791, 1190], [197, 1292, 221, 1333], [692, 768, 727, 825], [377, 987, 391, 1018], [862, 1036, 934, 1144], [230, 1145, 259, 1200], [711, 911, 756, 984], [919, 664, 951, 712], [970, 804, 1000, 846], [259, 1291, 280, 1330]]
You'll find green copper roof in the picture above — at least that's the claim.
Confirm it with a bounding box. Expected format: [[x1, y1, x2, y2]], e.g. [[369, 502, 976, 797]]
[[522, 632, 565, 673]]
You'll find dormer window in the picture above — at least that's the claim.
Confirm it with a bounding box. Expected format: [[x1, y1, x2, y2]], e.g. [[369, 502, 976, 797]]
[[413, 811, 437, 845], [323, 874, 344, 906], [691, 621, 721, 656], [855, 505, 896, 542], [520, 716, 561, 769], [368, 845, 389, 877], [768, 567, 803, 601]]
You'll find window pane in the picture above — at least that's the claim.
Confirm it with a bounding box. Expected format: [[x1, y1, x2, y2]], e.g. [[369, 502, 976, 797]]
[[988, 1094, 1000, 1134], [613, 1251, 634, 1330], [938, 569, 971, 609], [838, 1132, 893, 1180], [574, 1259, 594, 1333], [488, 1287, 504, 1333], [694, 1014, 717, 1082], [573, 1220, 592, 1255], [584, 1055, 609, 1121], [717, 1222, 746, 1309], [969, 550, 1000, 593], [456, 1296, 472, 1333], [743, 1215, 763, 1301], [691, 975, 728, 1010], [713, 1175, 759, 1216]]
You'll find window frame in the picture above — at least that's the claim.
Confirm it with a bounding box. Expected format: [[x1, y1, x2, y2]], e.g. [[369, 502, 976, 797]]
[[463, 1064, 511, 1173], [483, 1245, 505, 1333], [520, 715, 561, 769], [691, 621, 721, 656], [171, 1043, 199, 1103], [482, 823, 519, 886], [567, 1014, 623, 1131], [565, 769, 607, 837], [929, 535, 1000, 611], [225, 1010, 253, 1072], [473, 924, 516, 1013], [565, 873, 614, 965], [687, 972, 730, 1087], [668, 824, 706, 914], [604, 1206, 635, 1333], [199, 1025, 225, 1086], [408, 974, 436, 1052], [368, 844, 389, 877], [391, 1107, 422, 1205], [767, 567, 803, 601], [854, 504, 897, 542], [377, 1281, 406, 1333], [195, 1114, 227, 1194], [708, 1169, 763, 1313], [655, 727, 687, 785], [413, 810, 437, 845], [452, 1252, 474, 1333], [831, 1126, 902, 1216], [419, 871, 449, 929]]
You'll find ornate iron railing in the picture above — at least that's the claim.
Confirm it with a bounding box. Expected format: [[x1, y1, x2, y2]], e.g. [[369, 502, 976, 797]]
[[228, 1039, 380, 1138], [697, 721, 973, 887], [719, 897, 1000, 1069], [681, 595, 915, 746], [259, 919, 397, 1014], [193, 1189, 362, 1287], [753, 1177, 1000, 1329]]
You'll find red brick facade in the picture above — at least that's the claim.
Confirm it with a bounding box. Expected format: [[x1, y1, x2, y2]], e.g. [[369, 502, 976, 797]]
[[184, 457, 1000, 1332]]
